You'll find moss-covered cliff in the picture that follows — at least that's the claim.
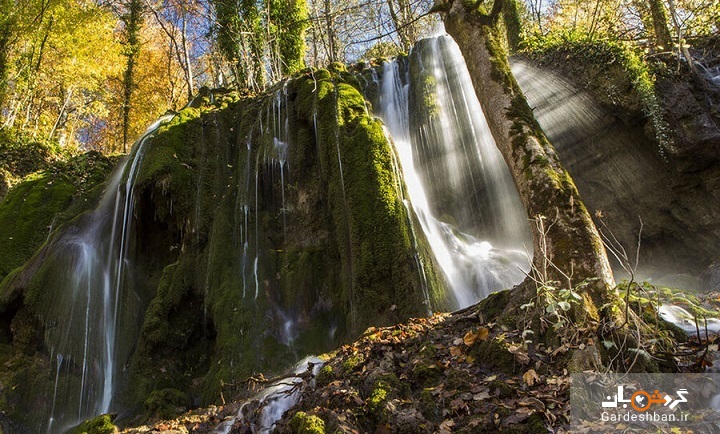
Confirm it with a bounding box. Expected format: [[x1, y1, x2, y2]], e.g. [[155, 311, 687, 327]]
[[0, 69, 446, 431]]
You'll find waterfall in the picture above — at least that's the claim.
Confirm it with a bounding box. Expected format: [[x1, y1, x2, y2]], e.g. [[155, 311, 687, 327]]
[[214, 356, 325, 434], [42, 114, 173, 432], [373, 35, 531, 308]]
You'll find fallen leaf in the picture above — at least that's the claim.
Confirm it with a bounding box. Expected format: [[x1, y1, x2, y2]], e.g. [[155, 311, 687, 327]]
[[450, 346, 463, 357], [438, 419, 455, 433], [523, 369, 540, 386], [519, 396, 545, 411], [509, 345, 530, 364], [503, 409, 532, 425], [474, 390, 491, 401], [463, 330, 477, 346], [450, 397, 466, 410]]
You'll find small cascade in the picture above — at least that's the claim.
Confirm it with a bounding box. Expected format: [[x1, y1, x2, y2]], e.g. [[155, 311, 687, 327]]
[[697, 62, 720, 87], [214, 356, 325, 434], [373, 35, 531, 307], [659, 305, 720, 335], [41, 114, 173, 431], [269, 83, 291, 235]]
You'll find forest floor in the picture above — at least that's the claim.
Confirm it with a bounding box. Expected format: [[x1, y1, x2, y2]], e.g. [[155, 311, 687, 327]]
[[114, 287, 720, 434]]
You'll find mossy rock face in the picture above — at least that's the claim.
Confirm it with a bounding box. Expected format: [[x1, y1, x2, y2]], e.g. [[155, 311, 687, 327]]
[[0, 131, 57, 180], [0, 75, 445, 426], [0, 152, 114, 283], [144, 388, 191, 420]]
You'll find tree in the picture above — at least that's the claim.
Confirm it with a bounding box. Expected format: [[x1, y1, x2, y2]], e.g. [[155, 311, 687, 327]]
[[434, 0, 618, 325], [0, 0, 15, 108], [387, 0, 422, 52], [0, 0, 123, 149], [268, 0, 309, 75], [145, 0, 208, 102], [120, 0, 144, 153], [647, 0, 673, 49]]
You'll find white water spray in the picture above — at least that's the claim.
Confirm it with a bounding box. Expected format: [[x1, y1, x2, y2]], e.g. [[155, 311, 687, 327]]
[[43, 114, 173, 431], [214, 356, 325, 434], [375, 36, 530, 307]]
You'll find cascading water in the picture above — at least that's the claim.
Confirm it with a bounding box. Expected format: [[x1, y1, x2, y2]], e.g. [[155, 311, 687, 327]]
[[372, 35, 531, 308], [214, 356, 325, 434], [42, 115, 173, 432]]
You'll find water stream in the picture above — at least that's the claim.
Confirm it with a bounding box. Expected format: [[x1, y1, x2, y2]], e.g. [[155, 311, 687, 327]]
[[214, 356, 325, 434], [373, 35, 530, 308], [43, 114, 173, 432]]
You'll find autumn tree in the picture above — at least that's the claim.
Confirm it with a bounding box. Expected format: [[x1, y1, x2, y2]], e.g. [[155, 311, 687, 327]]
[[0, 0, 123, 148]]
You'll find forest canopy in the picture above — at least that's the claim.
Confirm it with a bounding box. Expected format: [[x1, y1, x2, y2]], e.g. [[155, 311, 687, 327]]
[[0, 0, 716, 154]]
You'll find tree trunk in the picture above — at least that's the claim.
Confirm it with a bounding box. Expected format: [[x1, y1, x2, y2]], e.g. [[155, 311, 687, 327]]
[[323, 0, 338, 62], [121, 0, 143, 153], [648, 0, 673, 50], [437, 0, 617, 322], [180, 9, 194, 101]]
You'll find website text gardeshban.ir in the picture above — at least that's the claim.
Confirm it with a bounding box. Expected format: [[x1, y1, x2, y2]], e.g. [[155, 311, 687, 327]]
[[601, 412, 689, 422]]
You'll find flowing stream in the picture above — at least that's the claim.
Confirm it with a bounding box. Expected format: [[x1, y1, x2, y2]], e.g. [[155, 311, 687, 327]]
[[372, 35, 530, 308], [214, 356, 325, 434], [44, 114, 173, 433]]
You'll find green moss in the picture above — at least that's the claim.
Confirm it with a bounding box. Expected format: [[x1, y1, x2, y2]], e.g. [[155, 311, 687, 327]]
[[0, 129, 61, 180], [367, 380, 391, 416], [133, 107, 201, 224], [293, 69, 440, 333], [329, 62, 347, 73], [288, 411, 326, 434], [0, 152, 114, 284], [126, 259, 211, 410], [67, 414, 117, 434], [342, 354, 365, 373], [315, 365, 334, 387], [144, 388, 191, 419], [420, 388, 441, 422], [468, 337, 517, 375], [411, 362, 443, 387]]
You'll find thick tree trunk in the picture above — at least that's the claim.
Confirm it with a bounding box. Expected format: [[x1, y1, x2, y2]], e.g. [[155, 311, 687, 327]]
[[648, 0, 673, 50], [438, 0, 616, 321]]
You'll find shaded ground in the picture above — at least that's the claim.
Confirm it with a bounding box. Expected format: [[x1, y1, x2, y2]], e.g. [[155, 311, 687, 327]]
[[102, 283, 720, 434]]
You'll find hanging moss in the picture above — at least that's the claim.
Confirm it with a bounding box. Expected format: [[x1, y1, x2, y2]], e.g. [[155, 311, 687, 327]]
[[520, 31, 672, 152], [0, 72, 445, 424], [0, 152, 114, 283]]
